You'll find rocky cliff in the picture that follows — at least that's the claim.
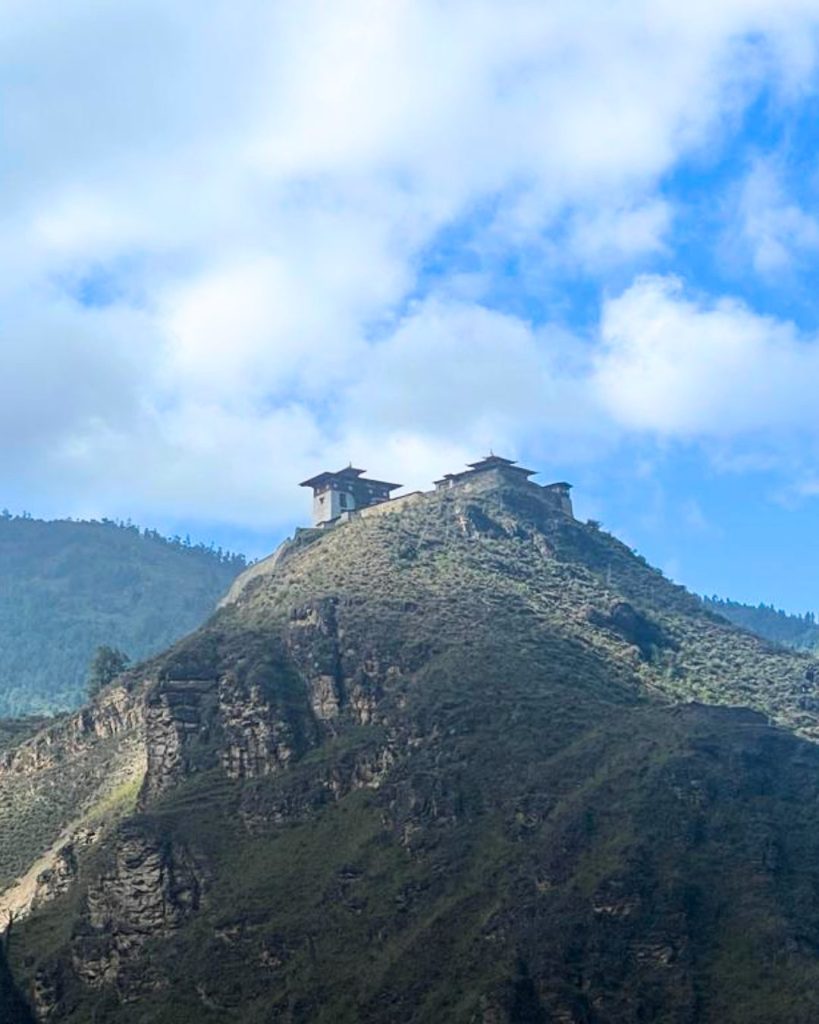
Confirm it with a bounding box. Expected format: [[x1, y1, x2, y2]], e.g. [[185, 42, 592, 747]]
[[6, 477, 819, 1023], [0, 682, 146, 910]]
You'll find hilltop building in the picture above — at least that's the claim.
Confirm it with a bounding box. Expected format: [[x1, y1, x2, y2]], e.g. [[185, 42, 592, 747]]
[[300, 466, 402, 527], [301, 454, 573, 527], [434, 453, 536, 488], [436, 454, 573, 516], [540, 481, 573, 517]]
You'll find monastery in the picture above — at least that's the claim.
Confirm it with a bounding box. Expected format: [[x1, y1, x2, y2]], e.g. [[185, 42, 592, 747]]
[[300, 454, 573, 527]]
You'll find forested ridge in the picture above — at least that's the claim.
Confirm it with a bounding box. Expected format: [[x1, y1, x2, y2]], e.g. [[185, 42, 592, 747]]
[[0, 513, 245, 716], [704, 595, 819, 652]]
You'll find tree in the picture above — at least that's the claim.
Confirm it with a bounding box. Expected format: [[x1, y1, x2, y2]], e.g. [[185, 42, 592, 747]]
[[87, 645, 130, 698]]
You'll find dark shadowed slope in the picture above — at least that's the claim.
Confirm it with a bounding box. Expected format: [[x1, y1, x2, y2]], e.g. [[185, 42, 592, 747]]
[[6, 474, 819, 1022], [0, 943, 34, 1024], [0, 515, 244, 715]]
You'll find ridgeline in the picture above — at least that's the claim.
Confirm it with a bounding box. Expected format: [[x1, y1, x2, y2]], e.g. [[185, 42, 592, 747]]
[[704, 595, 819, 652], [0, 513, 245, 716]]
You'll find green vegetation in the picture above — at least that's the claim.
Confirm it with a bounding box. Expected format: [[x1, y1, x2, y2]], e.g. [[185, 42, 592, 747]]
[[704, 595, 819, 652], [0, 728, 143, 892], [9, 481, 819, 1022], [0, 513, 245, 716], [0, 717, 50, 753], [85, 645, 130, 698]]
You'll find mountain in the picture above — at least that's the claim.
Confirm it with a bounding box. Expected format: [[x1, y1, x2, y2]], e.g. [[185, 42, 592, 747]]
[[703, 596, 819, 652], [4, 470, 819, 1022], [0, 514, 245, 716]]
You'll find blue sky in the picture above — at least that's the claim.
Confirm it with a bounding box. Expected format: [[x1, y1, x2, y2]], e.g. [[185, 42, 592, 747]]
[[3, 1, 819, 613]]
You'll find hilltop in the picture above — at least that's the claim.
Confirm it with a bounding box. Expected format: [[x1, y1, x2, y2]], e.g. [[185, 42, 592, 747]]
[[0, 514, 245, 716], [4, 468, 819, 1022]]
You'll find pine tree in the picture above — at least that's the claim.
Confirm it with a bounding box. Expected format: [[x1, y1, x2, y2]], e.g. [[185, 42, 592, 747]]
[[86, 645, 130, 698]]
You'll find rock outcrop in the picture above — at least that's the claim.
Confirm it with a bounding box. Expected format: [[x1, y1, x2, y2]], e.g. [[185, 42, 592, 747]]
[[72, 824, 202, 989], [141, 678, 217, 802], [0, 685, 141, 777], [0, 684, 146, 902], [30, 829, 100, 913]]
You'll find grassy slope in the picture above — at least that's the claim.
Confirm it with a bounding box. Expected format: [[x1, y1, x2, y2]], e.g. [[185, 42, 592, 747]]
[[10, 482, 819, 1022], [225, 486, 814, 734], [0, 724, 144, 892], [0, 516, 243, 716]]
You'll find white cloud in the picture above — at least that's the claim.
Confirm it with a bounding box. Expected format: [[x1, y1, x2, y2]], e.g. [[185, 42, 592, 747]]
[[0, 286, 159, 468], [565, 199, 672, 268], [734, 158, 819, 273], [595, 274, 819, 437], [4, 1, 819, 526], [346, 301, 549, 441]]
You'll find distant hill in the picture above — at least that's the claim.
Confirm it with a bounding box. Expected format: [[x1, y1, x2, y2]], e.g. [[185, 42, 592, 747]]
[[703, 595, 819, 652], [0, 513, 245, 716]]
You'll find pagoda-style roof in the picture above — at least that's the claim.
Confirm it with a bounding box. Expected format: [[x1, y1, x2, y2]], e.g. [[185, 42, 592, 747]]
[[469, 454, 535, 476], [300, 467, 401, 490], [467, 454, 516, 469], [435, 454, 536, 486]]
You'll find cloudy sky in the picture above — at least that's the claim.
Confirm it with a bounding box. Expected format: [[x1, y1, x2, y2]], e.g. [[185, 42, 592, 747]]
[[4, 0, 819, 610]]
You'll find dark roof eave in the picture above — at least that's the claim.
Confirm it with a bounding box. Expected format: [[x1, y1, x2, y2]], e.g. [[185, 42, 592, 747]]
[[300, 466, 366, 488], [467, 456, 517, 469], [300, 471, 402, 490], [484, 464, 537, 477], [360, 480, 402, 490]]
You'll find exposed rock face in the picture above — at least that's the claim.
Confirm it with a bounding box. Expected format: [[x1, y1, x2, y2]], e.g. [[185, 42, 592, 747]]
[[31, 830, 97, 911], [0, 685, 146, 901], [0, 685, 141, 777], [284, 596, 414, 732], [141, 678, 217, 802], [71, 825, 202, 990], [219, 674, 302, 779], [285, 599, 345, 725]]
